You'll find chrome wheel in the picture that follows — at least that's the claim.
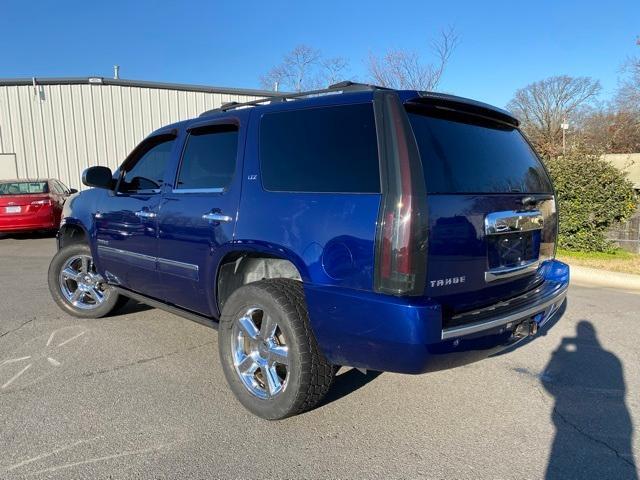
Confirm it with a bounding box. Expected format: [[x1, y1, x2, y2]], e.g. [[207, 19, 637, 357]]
[[58, 254, 108, 310], [231, 307, 289, 399]]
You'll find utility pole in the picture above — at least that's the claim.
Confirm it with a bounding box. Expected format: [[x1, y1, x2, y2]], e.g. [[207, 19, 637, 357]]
[[561, 119, 569, 155]]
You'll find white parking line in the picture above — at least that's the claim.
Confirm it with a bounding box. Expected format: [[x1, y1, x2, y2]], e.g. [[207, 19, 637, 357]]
[[57, 331, 85, 347], [30, 444, 173, 475], [47, 357, 61, 367], [6, 439, 87, 471], [0, 356, 31, 367], [1, 363, 32, 389]]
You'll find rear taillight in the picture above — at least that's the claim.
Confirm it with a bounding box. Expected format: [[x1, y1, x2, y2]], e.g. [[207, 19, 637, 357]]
[[373, 91, 428, 296], [539, 198, 558, 262], [31, 199, 52, 207]]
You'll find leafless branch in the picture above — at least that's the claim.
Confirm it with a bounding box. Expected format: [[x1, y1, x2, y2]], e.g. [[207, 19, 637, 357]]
[[615, 55, 640, 113], [367, 27, 459, 91], [507, 75, 602, 157], [260, 45, 323, 92], [320, 56, 350, 87]]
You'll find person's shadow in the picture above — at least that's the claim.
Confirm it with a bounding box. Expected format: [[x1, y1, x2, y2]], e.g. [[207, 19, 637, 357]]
[[543, 321, 637, 479]]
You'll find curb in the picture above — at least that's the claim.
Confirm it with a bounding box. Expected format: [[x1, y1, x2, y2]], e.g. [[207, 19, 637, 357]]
[[568, 264, 640, 292]]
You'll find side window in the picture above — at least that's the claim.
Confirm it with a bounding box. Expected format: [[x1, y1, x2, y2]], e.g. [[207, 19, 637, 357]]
[[57, 180, 70, 193], [50, 181, 64, 194], [175, 125, 238, 191], [119, 138, 175, 194], [260, 103, 380, 193]]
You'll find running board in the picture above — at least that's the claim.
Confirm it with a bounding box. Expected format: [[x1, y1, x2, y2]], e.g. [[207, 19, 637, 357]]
[[113, 286, 219, 330]]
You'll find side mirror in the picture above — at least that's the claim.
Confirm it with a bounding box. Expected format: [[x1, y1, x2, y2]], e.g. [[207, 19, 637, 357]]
[[82, 166, 114, 190], [68, 188, 79, 194]]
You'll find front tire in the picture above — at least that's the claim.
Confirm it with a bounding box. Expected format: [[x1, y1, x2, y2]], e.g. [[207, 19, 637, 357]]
[[48, 243, 126, 319], [218, 279, 335, 420]]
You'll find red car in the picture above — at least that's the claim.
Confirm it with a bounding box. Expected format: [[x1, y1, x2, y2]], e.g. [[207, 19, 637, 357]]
[[0, 179, 77, 234]]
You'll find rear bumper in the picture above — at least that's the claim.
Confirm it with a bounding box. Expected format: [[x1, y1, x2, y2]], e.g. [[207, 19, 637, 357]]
[[0, 208, 57, 232], [0, 219, 57, 232], [305, 260, 569, 374]]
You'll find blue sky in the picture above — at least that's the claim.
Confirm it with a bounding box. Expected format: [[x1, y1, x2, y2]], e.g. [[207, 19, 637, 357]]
[[1, 0, 637, 108]]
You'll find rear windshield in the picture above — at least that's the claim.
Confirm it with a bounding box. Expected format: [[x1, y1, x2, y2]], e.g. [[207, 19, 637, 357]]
[[407, 107, 553, 194], [0, 182, 48, 195]]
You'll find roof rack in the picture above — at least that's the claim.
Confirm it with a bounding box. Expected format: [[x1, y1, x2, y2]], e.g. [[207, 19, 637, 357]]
[[200, 81, 387, 117]]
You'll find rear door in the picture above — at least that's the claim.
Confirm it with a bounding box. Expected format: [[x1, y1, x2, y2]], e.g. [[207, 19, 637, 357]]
[[157, 118, 244, 316], [95, 133, 177, 296], [405, 100, 556, 318]]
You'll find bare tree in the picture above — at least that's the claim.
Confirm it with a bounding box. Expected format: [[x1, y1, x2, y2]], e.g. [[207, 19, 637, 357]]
[[507, 75, 602, 158], [260, 45, 323, 92], [320, 56, 350, 87], [615, 55, 640, 113], [578, 107, 640, 154], [260, 65, 288, 93], [568, 39, 640, 154], [367, 27, 459, 90]]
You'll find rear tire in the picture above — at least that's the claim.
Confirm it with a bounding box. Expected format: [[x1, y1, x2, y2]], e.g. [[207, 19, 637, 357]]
[[48, 243, 126, 319], [218, 279, 335, 420]]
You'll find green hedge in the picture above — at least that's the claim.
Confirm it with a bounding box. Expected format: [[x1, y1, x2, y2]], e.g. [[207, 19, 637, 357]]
[[544, 152, 638, 252]]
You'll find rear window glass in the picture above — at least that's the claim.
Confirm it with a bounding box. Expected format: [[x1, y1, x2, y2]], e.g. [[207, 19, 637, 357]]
[[0, 182, 48, 195], [407, 107, 553, 194], [260, 103, 380, 193]]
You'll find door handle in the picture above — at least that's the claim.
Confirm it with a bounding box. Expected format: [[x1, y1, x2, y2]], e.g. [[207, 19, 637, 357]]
[[485, 210, 544, 235], [135, 210, 157, 219], [202, 212, 233, 223]]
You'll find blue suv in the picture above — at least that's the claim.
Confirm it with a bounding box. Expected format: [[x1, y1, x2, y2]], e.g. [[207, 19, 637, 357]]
[[48, 82, 569, 419]]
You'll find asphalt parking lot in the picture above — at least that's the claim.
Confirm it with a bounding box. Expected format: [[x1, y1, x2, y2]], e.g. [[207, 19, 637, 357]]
[[0, 235, 638, 479]]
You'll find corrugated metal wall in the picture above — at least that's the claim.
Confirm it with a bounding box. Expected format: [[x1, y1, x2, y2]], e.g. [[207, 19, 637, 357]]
[[0, 82, 262, 189]]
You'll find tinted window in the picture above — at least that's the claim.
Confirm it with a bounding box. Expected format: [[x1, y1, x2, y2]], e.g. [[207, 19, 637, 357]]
[[407, 108, 553, 194], [51, 181, 65, 194], [260, 104, 380, 193], [176, 126, 238, 190], [0, 181, 48, 194], [120, 139, 175, 193]]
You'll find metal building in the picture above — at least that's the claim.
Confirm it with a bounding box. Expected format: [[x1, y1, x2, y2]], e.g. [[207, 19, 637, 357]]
[[0, 77, 275, 189], [604, 153, 640, 253]]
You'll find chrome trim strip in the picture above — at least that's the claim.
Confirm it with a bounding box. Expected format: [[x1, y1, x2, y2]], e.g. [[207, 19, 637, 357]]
[[115, 190, 161, 196], [485, 210, 544, 235], [98, 246, 199, 280], [485, 259, 540, 282], [441, 285, 568, 340], [156, 257, 199, 271], [171, 188, 225, 194], [156, 256, 199, 280], [98, 245, 156, 263]]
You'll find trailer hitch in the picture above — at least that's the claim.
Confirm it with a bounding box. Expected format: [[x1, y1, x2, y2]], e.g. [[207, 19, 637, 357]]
[[513, 319, 539, 339]]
